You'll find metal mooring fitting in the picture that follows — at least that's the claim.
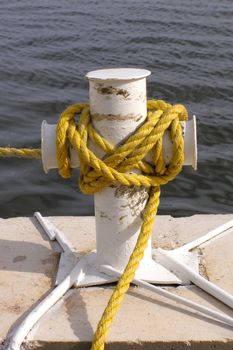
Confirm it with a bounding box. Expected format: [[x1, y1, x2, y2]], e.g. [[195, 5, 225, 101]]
[[41, 68, 198, 286], [8, 69, 233, 350]]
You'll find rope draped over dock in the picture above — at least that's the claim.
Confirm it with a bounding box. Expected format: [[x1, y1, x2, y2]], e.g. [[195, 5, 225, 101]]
[[0, 100, 188, 350]]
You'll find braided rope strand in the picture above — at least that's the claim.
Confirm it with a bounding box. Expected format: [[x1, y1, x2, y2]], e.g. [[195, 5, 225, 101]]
[[0, 147, 41, 159], [90, 186, 161, 350]]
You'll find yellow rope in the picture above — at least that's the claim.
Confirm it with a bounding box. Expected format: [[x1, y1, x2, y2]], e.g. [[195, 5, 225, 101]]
[[56, 100, 188, 350], [0, 147, 41, 158], [0, 100, 188, 350]]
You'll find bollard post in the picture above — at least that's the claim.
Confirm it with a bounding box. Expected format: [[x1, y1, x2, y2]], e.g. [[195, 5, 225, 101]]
[[41, 68, 198, 285], [87, 68, 154, 274]]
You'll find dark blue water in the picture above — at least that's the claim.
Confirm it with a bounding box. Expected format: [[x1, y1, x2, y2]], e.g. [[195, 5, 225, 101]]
[[0, 0, 233, 218]]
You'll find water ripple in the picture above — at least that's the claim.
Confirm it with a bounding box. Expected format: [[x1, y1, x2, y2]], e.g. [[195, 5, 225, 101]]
[[0, 0, 233, 217]]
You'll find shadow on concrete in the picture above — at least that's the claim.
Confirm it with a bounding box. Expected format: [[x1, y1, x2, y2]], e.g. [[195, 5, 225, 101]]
[[185, 285, 233, 318], [0, 217, 61, 274], [64, 288, 94, 344], [1, 216, 92, 349], [0, 238, 59, 274], [128, 287, 233, 331]]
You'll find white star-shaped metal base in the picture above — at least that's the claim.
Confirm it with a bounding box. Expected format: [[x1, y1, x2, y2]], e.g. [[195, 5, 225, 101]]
[[55, 249, 199, 287], [34, 211, 233, 304]]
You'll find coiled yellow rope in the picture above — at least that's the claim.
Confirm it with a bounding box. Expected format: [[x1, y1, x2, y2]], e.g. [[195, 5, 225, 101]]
[[0, 100, 188, 350]]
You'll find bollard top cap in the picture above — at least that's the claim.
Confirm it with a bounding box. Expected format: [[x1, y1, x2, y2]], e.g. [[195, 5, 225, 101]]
[[86, 68, 151, 81]]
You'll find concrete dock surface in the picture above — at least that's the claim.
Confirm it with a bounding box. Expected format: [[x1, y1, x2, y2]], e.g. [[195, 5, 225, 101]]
[[0, 215, 233, 349]]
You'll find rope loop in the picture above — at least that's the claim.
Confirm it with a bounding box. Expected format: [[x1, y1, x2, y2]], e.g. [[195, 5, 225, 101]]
[[56, 100, 188, 350], [56, 100, 188, 192]]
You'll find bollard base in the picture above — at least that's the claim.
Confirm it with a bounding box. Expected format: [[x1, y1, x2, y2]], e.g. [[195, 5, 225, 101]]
[[69, 251, 199, 287], [33, 213, 199, 287], [1, 215, 233, 350]]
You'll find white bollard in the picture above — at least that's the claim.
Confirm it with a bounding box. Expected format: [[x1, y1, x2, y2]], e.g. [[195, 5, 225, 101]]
[[41, 68, 197, 284], [88, 68, 152, 272]]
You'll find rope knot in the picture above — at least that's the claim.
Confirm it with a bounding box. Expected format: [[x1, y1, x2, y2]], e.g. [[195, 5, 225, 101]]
[[56, 100, 188, 194]]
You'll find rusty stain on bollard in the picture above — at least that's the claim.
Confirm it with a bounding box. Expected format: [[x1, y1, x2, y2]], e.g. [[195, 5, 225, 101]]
[[115, 185, 149, 217], [91, 113, 144, 122], [95, 83, 131, 98], [96, 209, 111, 220]]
